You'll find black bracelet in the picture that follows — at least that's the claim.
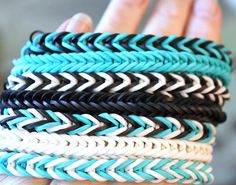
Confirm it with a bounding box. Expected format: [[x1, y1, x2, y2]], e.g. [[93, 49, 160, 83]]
[[22, 32, 232, 65], [1, 90, 217, 105], [0, 90, 225, 123]]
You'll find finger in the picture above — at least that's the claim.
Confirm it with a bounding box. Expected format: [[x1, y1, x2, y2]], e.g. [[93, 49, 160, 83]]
[[56, 19, 70, 32], [95, 0, 150, 33], [49, 181, 184, 185], [185, 0, 222, 42], [143, 0, 193, 36], [50, 180, 110, 185], [65, 13, 93, 32], [0, 175, 51, 185]]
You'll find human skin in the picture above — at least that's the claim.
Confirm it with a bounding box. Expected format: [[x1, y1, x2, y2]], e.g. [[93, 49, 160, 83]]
[[0, 0, 222, 184]]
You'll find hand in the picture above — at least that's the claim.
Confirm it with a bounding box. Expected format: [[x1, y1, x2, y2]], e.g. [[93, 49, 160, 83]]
[[0, 0, 221, 184]]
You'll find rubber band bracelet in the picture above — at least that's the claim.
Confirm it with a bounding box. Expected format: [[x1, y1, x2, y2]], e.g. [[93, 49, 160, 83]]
[[0, 31, 232, 184], [22, 31, 232, 66], [0, 108, 216, 144], [0, 91, 226, 123], [6, 72, 229, 106], [0, 127, 213, 162], [1, 90, 218, 106], [0, 151, 213, 184], [0, 101, 224, 123], [12, 51, 232, 85]]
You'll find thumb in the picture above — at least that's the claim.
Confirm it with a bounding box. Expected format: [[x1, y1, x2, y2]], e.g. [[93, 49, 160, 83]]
[[0, 175, 51, 185]]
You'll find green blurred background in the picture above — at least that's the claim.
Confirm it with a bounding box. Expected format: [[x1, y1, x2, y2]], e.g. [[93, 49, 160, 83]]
[[0, 1, 235, 184]]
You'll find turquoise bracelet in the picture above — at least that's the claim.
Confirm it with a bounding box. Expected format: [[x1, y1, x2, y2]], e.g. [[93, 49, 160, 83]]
[[0, 151, 213, 184], [12, 50, 231, 85]]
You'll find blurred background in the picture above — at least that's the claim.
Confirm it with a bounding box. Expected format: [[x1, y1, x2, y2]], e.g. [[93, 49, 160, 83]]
[[0, 0, 235, 184]]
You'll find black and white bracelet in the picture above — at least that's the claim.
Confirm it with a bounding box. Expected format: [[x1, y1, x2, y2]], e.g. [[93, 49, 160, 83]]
[[6, 72, 229, 105]]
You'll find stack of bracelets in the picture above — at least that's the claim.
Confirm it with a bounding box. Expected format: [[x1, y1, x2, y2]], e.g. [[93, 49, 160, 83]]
[[0, 31, 233, 184]]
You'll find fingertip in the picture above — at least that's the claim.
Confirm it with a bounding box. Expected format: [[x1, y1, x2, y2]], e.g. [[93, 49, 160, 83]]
[[65, 13, 93, 33], [214, 5, 222, 42], [95, 0, 150, 33], [185, 0, 222, 42], [56, 19, 70, 32], [143, 0, 193, 36]]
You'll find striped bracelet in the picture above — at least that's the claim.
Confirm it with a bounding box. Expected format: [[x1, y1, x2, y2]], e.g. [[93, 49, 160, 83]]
[[11, 51, 232, 85], [0, 91, 225, 123], [0, 151, 213, 184], [0, 108, 216, 144], [0, 127, 213, 162], [6, 72, 229, 105], [22, 31, 232, 66]]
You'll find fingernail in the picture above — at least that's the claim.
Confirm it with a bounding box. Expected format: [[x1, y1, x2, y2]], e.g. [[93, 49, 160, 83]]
[[115, 0, 148, 6], [195, 0, 218, 15], [50, 180, 63, 185], [56, 19, 70, 32], [66, 13, 93, 32]]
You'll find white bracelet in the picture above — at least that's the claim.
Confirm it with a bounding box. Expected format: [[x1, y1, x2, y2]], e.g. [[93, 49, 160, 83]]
[[0, 126, 213, 162]]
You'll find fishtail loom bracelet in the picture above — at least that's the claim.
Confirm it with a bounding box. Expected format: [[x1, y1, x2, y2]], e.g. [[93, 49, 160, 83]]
[[0, 127, 213, 162], [11, 51, 232, 85], [22, 32, 232, 66], [1, 90, 218, 105], [0, 151, 213, 184], [0, 108, 216, 144], [0, 90, 226, 123]]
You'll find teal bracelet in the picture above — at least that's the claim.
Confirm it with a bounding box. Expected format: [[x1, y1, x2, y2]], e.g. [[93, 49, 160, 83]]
[[12, 50, 231, 85], [0, 151, 213, 184]]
